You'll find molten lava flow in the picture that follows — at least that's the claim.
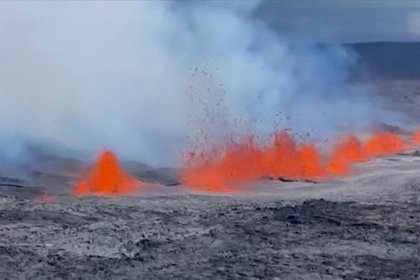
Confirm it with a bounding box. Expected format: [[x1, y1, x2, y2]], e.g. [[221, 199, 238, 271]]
[[74, 150, 143, 197], [182, 151, 230, 192], [182, 138, 264, 192], [265, 132, 302, 179], [182, 132, 326, 191], [220, 137, 265, 181], [260, 133, 325, 180], [300, 143, 324, 180], [326, 134, 368, 176], [365, 131, 407, 156], [411, 130, 420, 144], [182, 130, 412, 192]]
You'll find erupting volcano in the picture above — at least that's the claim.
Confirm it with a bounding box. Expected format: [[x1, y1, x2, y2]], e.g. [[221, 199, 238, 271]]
[[326, 134, 369, 176], [182, 130, 420, 192], [182, 131, 327, 191], [74, 150, 143, 197], [365, 131, 406, 156], [70, 131, 419, 195], [411, 130, 420, 144]]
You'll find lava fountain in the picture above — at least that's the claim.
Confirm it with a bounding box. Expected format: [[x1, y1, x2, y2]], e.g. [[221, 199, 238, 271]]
[[74, 150, 143, 197], [182, 132, 326, 191], [326, 134, 369, 176], [410, 130, 420, 144], [182, 130, 414, 192], [365, 131, 406, 156]]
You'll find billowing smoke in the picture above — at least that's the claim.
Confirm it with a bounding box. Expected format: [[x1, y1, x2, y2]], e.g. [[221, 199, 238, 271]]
[[0, 1, 397, 166]]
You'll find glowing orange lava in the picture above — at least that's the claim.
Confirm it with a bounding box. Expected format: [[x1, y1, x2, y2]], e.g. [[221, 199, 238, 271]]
[[410, 130, 420, 144], [182, 132, 326, 191], [365, 131, 407, 156], [74, 150, 143, 197], [300, 143, 325, 180], [182, 152, 229, 192], [266, 132, 303, 179], [182, 130, 413, 192], [326, 134, 368, 176]]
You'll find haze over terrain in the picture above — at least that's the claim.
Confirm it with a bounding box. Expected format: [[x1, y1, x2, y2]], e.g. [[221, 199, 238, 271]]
[[256, 0, 420, 42], [0, 2, 420, 280], [0, 1, 416, 166]]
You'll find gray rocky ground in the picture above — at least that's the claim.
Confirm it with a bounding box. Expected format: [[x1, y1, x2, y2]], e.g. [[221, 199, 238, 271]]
[[1, 42, 420, 279], [0, 151, 419, 280]]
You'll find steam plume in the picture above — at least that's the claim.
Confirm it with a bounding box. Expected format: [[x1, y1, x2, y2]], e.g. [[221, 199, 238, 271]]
[[0, 1, 397, 165]]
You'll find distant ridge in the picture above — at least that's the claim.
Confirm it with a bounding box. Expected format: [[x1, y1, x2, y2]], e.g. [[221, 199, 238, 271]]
[[349, 42, 420, 80]]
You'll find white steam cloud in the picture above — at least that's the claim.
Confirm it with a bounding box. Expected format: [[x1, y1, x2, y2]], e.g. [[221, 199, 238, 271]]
[[0, 1, 394, 166]]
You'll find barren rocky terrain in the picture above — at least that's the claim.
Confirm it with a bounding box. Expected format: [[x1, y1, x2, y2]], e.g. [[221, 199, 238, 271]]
[[0, 150, 419, 280], [0, 42, 420, 279]]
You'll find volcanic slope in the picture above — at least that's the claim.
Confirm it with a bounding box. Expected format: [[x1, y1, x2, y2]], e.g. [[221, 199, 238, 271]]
[[0, 151, 419, 279]]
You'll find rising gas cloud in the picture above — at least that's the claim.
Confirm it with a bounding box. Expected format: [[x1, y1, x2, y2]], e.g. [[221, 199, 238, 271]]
[[0, 1, 399, 166]]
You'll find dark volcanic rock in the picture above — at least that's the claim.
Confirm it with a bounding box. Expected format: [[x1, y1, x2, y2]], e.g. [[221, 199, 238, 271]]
[[0, 196, 418, 280], [131, 167, 181, 186]]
